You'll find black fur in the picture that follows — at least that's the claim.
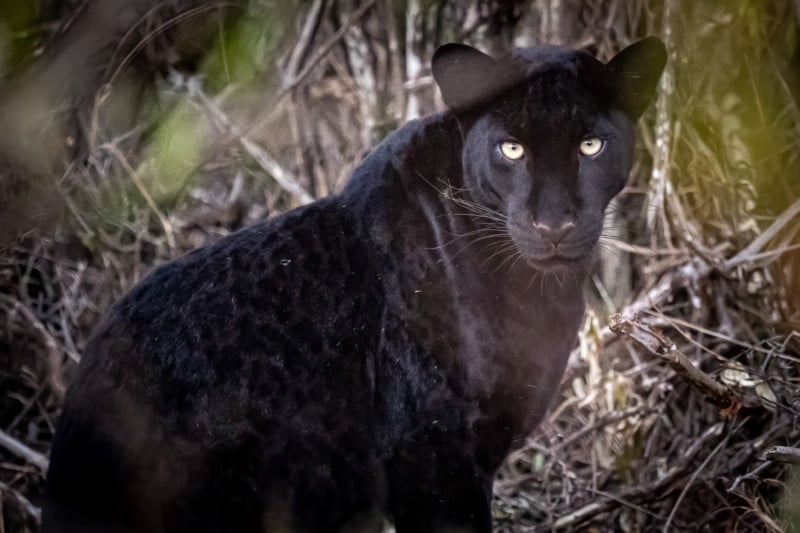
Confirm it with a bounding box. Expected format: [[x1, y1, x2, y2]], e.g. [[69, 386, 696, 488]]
[[43, 38, 665, 533]]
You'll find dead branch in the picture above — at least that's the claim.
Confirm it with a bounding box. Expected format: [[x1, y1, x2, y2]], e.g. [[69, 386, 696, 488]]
[[0, 481, 41, 524], [549, 406, 657, 454], [0, 429, 49, 472], [590, 257, 711, 351], [724, 196, 800, 269], [728, 460, 773, 492], [608, 314, 746, 412], [0, 294, 65, 401], [283, 0, 328, 82], [281, 0, 377, 93], [551, 423, 724, 530], [760, 445, 800, 463]]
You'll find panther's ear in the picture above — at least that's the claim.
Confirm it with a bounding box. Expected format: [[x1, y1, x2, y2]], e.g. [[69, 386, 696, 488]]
[[432, 43, 498, 112], [605, 37, 667, 118]]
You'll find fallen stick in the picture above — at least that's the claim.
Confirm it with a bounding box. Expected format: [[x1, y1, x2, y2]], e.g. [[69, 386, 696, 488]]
[[608, 314, 746, 413], [761, 445, 800, 464]]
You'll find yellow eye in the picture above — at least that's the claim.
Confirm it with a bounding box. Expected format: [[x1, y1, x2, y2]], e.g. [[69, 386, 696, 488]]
[[579, 137, 604, 156], [500, 142, 525, 160]]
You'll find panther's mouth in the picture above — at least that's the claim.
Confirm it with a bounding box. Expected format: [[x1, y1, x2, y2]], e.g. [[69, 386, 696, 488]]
[[525, 254, 580, 272], [508, 231, 596, 273]]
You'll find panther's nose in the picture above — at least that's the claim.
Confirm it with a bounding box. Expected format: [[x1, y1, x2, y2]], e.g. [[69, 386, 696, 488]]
[[533, 220, 575, 245]]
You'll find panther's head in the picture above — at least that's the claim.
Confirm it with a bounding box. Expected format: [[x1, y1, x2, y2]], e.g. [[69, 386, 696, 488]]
[[432, 38, 666, 273]]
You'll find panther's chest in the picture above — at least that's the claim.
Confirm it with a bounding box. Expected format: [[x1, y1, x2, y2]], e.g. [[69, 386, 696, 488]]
[[396, 250, 583, 405]]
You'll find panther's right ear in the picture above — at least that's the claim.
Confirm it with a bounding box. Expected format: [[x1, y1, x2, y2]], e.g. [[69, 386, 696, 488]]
[[605, 37, 667, 118], [432, 44, 498, 112]]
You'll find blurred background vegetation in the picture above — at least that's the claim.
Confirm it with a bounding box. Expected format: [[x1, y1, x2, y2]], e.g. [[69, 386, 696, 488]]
[[0, 0, 799, 531]]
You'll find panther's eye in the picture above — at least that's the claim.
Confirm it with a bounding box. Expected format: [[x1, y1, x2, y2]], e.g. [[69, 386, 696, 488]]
[[579, 137, 604, 156], [500, 142, 525, 160]]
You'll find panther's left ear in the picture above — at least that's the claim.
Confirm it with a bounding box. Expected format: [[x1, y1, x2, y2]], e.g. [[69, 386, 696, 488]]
[[605, 37, 667, 118], [432, 43, 498, 112]]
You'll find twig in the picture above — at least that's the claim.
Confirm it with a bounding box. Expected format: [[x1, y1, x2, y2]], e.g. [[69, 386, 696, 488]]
[[761, 445, 800, 463], [549, 406, 655, 454], [621, 258, 711, 324], [7, 382, 48, 434], [0, 481, 41, 524], [608, 314, 745, 411], [728, 460, 773, 492], [663, 427, 730, 532], [283, 0, 327, 81], [0, 294, 65, 400], [187, 80, 314, 205], [724, 196, 800, 268], [551, 423, 724, 530], [583, 257, 711, 353], [101, 142, 177, 249], [0, 428, 49, 472], [281, 0, 377, 93]]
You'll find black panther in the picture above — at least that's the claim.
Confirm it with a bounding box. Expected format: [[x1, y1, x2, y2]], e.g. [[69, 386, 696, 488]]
[[43, 37, 666, 532]]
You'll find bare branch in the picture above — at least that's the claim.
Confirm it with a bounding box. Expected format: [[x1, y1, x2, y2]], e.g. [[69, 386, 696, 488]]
[[0, 481, 41, 524], [0, 428, 49, 472], [608, 314, 745, 411], [281, 0, 377, 94], [0, 294, 66, 400], [724, 196, 800, 268], [761, 445, 800, 464], [283, 0, 328, 81], [552, 423, 725, 530]]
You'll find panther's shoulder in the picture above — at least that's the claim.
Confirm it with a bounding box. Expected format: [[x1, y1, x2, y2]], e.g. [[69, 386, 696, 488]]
[[343, 112, 460, 196]]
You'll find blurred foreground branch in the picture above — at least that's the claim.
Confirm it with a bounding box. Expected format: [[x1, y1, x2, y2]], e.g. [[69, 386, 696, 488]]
[[187, 78, 314, 205]]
